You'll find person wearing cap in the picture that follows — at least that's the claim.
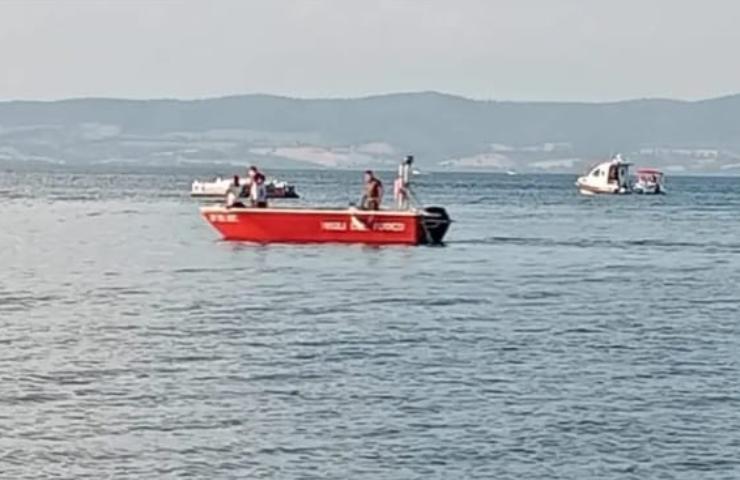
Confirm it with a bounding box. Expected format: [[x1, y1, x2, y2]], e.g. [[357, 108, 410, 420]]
[[361, 170, 383, 210]]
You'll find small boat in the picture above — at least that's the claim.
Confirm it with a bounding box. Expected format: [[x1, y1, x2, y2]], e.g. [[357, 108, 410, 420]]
[[265, 179, 299, 198], [576, 154, 632, 195], [200, 156, 451, 245], [191, 177, 232, 197], [191, 177, 299, 198], [633, 168, 665, 194], [201, 206, 450, 245]]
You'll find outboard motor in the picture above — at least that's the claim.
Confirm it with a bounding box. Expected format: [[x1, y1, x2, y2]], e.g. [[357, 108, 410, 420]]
[[420, 206, 451, 244]]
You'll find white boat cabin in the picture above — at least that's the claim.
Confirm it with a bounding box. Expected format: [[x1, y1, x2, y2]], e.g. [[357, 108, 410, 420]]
[[576, 155, 632, 195]]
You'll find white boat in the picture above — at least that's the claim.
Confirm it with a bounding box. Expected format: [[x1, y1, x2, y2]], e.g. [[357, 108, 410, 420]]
[[191, 177, 234, 197], [633, 168, 665, 194], [191, 177, 299, 198], [576, 154, 632, 195]]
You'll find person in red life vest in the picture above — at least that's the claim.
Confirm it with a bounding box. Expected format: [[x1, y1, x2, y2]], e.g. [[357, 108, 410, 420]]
[[361, 170, 383, 210], [250, 172, 268, 208]]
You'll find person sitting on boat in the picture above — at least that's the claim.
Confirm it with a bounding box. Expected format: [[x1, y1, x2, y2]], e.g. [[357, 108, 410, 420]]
[[361, 170, 383, 210], [226, 175, 245, 208], [250, 173, 268, 208]]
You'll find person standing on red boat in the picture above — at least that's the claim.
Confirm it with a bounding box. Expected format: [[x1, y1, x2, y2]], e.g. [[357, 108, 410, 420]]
[[250, 172, 268, 208], [241, 166, 259, 197], [394, 155, 413, 209], [361, 170, 383, 210]]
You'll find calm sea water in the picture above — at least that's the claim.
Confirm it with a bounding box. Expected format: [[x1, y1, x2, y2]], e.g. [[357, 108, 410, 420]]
[[1, 168, 739, 479]]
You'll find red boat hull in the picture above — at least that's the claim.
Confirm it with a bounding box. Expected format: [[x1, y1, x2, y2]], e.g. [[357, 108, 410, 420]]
[[201, 206, 450, 245]]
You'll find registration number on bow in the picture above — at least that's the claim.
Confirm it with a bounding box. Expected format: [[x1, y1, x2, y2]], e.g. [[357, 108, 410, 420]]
[[208, 214, 238, 223]]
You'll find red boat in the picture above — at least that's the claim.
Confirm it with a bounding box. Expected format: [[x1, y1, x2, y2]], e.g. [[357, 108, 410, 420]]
[[200, 155, 451, 245], [201, 205, 450, 244]]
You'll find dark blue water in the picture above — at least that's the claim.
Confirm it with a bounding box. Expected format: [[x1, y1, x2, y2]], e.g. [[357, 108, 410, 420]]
[[1, 169, 739, 479]]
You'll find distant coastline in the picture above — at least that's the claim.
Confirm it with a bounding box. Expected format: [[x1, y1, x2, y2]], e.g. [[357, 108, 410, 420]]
[[2, 91, 740, 174]]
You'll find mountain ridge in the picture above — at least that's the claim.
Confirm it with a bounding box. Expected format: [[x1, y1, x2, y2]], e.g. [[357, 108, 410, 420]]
[[1, 91, 740, 173], [5, 89, 740, 104]]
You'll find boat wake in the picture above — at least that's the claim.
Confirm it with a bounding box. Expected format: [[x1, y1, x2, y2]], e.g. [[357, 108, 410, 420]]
[[450, 236, 740, 252]]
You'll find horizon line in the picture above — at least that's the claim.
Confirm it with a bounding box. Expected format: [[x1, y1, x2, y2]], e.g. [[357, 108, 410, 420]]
[[1, 89, 739, 106]]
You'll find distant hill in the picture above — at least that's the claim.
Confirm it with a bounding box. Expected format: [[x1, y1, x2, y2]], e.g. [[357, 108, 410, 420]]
[[2, 91, 740, 173]]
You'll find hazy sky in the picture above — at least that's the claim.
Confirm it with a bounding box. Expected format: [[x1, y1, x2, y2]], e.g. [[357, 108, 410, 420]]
[[1, 0, 739, 102]]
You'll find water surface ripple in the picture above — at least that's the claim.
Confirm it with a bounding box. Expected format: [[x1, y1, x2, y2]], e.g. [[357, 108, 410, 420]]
[[0, 170, 739, 479]]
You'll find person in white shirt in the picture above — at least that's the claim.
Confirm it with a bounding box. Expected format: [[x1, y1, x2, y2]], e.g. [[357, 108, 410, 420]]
[[225, 175, 244, 208]]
